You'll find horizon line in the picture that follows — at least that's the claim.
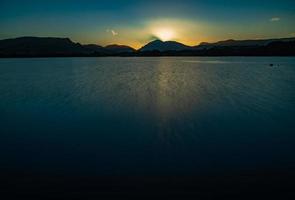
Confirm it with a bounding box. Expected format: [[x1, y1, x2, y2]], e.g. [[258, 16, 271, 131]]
[[1, 35, 295, 50]]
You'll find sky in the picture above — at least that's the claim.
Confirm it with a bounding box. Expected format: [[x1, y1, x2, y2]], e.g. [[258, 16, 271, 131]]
[[0, 0, 295, 49]]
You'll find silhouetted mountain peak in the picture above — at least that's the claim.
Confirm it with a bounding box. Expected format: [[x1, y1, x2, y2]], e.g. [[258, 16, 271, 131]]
[[0, 36, 89, 56], [224, 39, 235, 42], [10, 36, 73, 43], [149, 39, 164, 44], [196, 37, 295, 48], [199, 42, 210, 46], [140, 40, 191, 52], [105, 44, 135, 53]]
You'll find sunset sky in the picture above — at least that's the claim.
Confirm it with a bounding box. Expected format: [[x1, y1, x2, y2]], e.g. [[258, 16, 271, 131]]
[[0, 0, 295, 49]]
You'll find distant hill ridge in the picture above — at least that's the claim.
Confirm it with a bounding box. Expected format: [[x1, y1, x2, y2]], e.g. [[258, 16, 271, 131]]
[[0, 36, 294, 57], [196, 38, 295, 49], [139, 40, 191, 52], [0, 37, 135, 56], [105, 44, 135, 53]]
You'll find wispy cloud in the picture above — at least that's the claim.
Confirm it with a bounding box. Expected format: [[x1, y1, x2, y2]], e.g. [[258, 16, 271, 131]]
[[106, 29, 118, 36], [270, 17, 280, 22]]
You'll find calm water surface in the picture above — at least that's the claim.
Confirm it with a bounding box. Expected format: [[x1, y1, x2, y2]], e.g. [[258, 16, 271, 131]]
[[0, 57, 295, 176]]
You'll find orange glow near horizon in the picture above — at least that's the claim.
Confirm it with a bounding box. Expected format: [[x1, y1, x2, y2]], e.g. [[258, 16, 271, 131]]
[[77, 18, 242, 49]]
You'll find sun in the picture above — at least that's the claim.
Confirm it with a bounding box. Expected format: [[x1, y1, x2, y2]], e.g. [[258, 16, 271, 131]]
[[154, 28, 175, 41]]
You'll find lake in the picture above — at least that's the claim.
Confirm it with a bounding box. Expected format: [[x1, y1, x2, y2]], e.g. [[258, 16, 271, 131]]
[[1, 57, 295, 197]]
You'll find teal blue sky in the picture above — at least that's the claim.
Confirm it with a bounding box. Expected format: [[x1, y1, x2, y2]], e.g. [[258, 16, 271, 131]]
[[0, 0, 295, 48]]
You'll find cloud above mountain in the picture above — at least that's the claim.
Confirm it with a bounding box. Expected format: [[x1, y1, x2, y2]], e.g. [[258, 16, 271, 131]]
[[106, 29, 118, 36], [270, 17, 280, 22]]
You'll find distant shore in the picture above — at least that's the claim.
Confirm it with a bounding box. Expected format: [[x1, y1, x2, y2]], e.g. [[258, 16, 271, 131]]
[[1, 36, 294, 58]]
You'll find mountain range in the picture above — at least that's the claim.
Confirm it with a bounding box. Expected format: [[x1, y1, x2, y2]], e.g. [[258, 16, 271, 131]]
[[0, 36, 294, 57]]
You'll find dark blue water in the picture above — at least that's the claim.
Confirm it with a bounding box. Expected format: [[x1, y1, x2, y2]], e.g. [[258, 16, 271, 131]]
[[1, 57, 295, 177]]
